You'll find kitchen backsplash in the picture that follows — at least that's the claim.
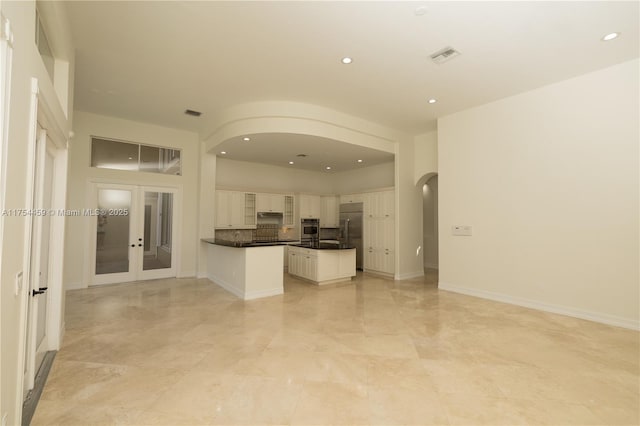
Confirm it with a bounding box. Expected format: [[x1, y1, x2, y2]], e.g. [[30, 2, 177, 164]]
[[215, 227, 299, 242]]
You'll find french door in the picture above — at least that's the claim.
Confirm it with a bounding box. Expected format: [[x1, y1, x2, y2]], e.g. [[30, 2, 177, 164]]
[[90, 183, 179, 285]]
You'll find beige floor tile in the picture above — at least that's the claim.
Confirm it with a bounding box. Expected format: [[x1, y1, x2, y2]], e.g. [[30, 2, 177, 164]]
[[290, 381, 371, 425], [31, 275, 639, 426], [368, 384, 449, 425], [211, 376, 304, 425]]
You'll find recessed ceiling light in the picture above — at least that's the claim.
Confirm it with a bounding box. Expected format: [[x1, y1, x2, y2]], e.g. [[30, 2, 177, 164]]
[[288, 161, 294, 165], [128, 156, 133, 160], [325, 166, 332, 170], [220, 151, 226, 155], [357, 159, 363, 163], [341, 57, 353, 64], [243, 137, 250, 141], [428, 98, 437, 104], [602, 32, 620, 41]]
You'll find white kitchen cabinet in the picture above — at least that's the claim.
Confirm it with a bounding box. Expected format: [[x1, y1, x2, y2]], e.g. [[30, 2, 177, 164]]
[[320, 195, 339, 228], [363, 190, 395, 274], [288, 246, 355, 284], [284, 195, 294, 226], [340, 193, 364, 204], [256, 193, 285, 213], [216, 190, 256, 228], [298, 194, 321, 219]]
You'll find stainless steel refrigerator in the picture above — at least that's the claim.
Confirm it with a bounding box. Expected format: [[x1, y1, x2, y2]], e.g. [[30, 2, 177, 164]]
[[339, 203, 363, 270]]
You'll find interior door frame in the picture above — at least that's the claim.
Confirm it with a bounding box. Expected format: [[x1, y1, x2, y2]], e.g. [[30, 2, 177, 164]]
[[86, 180, 182, 286], [20, 78, 68, 399]]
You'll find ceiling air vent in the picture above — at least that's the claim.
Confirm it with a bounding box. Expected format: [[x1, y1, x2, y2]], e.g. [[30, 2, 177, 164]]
[[430, 46, 460, 64], [184, 109, 202, 117]]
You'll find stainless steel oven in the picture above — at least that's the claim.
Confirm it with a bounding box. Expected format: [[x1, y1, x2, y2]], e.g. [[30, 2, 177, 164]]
[[301, 218, 319, 243]]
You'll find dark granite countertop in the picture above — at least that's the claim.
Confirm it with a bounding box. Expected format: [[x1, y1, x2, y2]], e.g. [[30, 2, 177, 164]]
[[201, 238, 298, 248], [289, 243, 355, 250]]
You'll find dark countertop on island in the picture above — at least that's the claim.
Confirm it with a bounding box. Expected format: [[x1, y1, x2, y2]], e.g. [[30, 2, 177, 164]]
[[201, 238, 299, 248], [289, 243, 355, 250]]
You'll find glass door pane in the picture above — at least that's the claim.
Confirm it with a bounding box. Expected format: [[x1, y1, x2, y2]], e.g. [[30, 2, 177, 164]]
[[95, 189, 131, 274], [142, 191, 173, 271]]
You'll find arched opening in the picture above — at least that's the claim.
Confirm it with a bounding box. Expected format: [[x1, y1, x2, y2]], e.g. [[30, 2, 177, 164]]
[[417, 172, 438, 283]]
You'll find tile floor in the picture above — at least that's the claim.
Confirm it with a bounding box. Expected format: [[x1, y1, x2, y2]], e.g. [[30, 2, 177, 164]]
[[32, 271, 639, 425]]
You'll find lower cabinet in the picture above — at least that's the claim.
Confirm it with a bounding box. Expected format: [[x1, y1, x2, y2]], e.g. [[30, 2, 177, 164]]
[[288, 247, 355, 284], [364, 216, 395, 275]]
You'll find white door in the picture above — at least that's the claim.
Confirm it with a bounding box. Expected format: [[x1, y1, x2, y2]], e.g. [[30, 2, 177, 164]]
[[23, 128, 55, 396], [91, 184, 179, 285]]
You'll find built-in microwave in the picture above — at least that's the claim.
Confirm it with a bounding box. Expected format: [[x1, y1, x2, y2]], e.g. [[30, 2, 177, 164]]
[[301, 218, 319, 241]]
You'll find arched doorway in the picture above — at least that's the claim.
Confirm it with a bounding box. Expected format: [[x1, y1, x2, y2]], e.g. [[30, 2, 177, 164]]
[[417, 173, 438, 282]]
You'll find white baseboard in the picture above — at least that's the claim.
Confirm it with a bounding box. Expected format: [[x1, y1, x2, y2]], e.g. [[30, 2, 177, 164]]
[[439, 281, 640, 331], [424, 263, 439, 270], [65, 281, 86, 290], [364, 269, 395, 279], [208, 274, 244, 299], [396, 270, 425, 280], [244, 287, 283, 300], [207, 275, 282, 301]]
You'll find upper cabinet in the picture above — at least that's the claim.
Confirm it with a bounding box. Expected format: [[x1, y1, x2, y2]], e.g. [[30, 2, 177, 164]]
[[298, 194, 321, 219], [320, 195, 339, 228], [256, 193, 285, 213], [365, 190, 394, 219], [340, 193, 365, 204], [284, 195, 294, 226], [216, 190, 256, 228]]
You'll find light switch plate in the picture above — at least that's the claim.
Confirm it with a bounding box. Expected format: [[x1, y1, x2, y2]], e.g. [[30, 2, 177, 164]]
[[452, 225, 472, 236]]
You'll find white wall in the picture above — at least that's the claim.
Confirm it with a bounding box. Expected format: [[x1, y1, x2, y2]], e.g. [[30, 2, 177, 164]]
[[395, 137, 425, 279], [331, 162, 394, 194], [216, 157, 334, 194], [423, 176, 438, 269], [64, 111, 200, 289], [0, 1, 73, 424], [414, 130, 437, 184], [438, 59, 639, 329]]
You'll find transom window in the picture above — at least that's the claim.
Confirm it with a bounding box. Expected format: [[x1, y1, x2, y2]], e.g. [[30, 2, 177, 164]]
[[91, 137, 182, 176]]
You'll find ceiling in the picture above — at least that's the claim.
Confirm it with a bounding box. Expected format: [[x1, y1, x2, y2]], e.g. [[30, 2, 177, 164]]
[[215, 133, 394, 173], [64, 1, 639, 172]]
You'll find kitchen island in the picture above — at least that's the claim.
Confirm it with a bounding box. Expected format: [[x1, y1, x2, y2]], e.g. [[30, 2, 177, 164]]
[[202, 238, 290, 300], [288, 243, 356, 285]]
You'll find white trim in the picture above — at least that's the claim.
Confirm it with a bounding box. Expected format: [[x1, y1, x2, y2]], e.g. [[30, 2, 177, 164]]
[[438, 281, 640, 331], [424, 263, 439, 270], [244, 287, 283, 300], [365, 269, 395, 280], [206, 276, 282, 301], [207, 276, 244, 299], [395, 270, 424, 280]]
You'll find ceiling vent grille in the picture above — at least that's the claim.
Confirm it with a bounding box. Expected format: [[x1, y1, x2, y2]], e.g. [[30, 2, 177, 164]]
[[430, 46, 460, 64]]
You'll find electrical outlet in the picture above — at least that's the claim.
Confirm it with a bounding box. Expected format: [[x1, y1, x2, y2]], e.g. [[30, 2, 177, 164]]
[[452, 225, 472, 236], [15, 271, 23, 296]]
